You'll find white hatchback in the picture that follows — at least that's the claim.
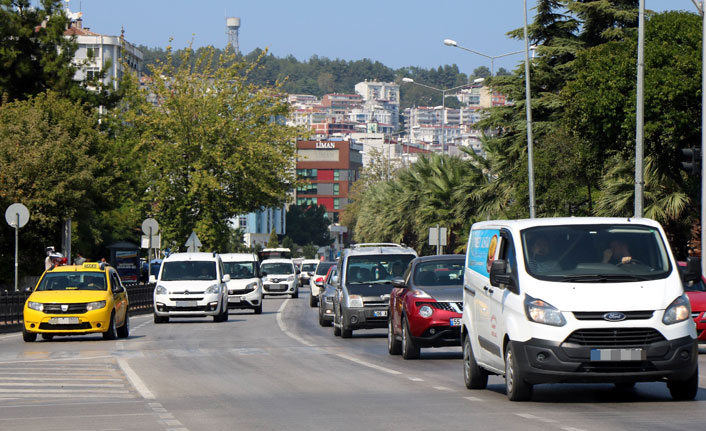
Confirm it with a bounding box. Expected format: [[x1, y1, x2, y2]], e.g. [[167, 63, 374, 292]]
[[261, 259, 299, 298]]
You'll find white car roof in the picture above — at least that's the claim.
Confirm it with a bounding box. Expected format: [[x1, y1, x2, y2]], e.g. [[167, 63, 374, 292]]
[[471, 217, 663, 232], [220, 253, 258, 262], [302, 259, 320, 264], [261, 259, 294, 265], [164, 252, 219, 262]]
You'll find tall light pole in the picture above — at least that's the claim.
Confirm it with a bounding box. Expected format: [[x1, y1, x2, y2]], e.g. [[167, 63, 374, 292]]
[[402, 77, 470, 155], [523, 0, 536, 218], [443, 39, 524, 76], [634, 0, 646, 218], [691, 0, 706, 277]]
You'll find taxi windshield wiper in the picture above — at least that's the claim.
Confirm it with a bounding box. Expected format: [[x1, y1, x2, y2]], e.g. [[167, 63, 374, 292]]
[[561, 274, 649, 282]]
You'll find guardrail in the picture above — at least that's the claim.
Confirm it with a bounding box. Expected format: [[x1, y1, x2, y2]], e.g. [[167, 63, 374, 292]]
[[0, 283, 155, 334]]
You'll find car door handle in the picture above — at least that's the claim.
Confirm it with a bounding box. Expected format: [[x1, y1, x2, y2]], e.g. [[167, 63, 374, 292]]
[[463, 285, 475, 296]]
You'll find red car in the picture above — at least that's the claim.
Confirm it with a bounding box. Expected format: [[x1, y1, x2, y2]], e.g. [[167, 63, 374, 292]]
[[678, 259, 706, 342], [388, 255, 465, 359]]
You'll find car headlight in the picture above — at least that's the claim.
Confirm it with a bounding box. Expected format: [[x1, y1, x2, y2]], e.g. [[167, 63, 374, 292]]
[[412, 289, 432, 298], [28, 301, 43, 312], [524, 295, 566, 327], [245, 282, 257, 290], [663, 294, 691, 325], [155, 285, 168, 295], [419, 305, 433, 318], [86, 300, 106, 311], [348, 295, 363, 308], [205, 284, 220, 295], [287, 275, 295, 282]]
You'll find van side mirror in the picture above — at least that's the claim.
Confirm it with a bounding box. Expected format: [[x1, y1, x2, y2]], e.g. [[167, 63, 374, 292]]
[[149, 275, 157, 284], [684, 256, 701, 282], [261, 271, 267, 278], [489, 259, 516, 292], [222, 274, 231, 283]]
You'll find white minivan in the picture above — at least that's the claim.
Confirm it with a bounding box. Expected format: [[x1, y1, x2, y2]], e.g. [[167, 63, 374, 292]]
[[461, 217, 698, 401], [221, 253, 263, 314]]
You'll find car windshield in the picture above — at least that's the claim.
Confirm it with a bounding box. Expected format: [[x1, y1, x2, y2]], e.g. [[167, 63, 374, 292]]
[[413, 260, 464, 287], [521, 224, 671, 282], [315, 262, 335, 275], [346, 254, 415, 286], [161, 261, 217, 281], [36, 272, 107, 291], [302, 263, 318, 272], [262, 262, 294, 275], [223, 262, 256, 279]]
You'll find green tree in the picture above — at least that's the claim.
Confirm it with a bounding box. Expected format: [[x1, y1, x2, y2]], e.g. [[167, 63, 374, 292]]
[[115, 46, 304, 252], [0, 92, 116, 280], [302, 243, 318, 259], [472, 66, 491, 79], [267, 228, 279, 248], [285, 205, 331, 246]]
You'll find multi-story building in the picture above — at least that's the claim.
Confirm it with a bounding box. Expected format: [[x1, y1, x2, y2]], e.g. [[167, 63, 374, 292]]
[[321, 93, 363, 110], [294, 138, 363, 224], [235, 207, 287, 248], [64, 12, 142, 91]]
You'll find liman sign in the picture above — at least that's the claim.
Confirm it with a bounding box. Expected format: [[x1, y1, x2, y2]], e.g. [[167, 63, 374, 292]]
[[315, 141, 336, 149]]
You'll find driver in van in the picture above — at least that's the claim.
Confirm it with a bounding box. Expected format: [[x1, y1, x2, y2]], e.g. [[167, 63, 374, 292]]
[[602, 239, 633, 265], [527, 236, 560, 273]]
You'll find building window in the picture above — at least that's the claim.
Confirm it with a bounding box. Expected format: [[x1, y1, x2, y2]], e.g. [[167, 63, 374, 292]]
[[296, 183, 318, 195], [296, 197, 318, 206], [334, 198, 340, 210], [333, 184, 340, 195], [296, 168, 317, 179], [239, 216, 247, 230], [333, 170, 340, 181]]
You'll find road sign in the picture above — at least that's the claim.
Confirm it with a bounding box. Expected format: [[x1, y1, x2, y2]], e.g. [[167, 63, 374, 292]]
[[141, 235, 161, 249], [428, 227, 447, 246], [141, 218, 159, 235], [185, 231, 202, 253], [5, 203, 29, 228]]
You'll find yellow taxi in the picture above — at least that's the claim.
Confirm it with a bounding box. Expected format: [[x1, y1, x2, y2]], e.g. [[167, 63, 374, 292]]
[[23, 262, 129, 342]]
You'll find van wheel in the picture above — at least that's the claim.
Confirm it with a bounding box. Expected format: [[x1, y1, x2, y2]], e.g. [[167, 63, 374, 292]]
[[668, 370, 698, 400], [388, 317, 401, 355], [333, 312, 341, 336], [103, 313, 118, 340], [463, 335, 488, 389], [505, 344, 532, 401], [402, 317, 420, 359], [309, 294, 317, 307], [254, 304, 263, 315], [291, 288, 299, 299], [117, 311, 130, 339], [341, 323, 353, 338], [41, 333, 54, 341], [22, 327, 36, 342]]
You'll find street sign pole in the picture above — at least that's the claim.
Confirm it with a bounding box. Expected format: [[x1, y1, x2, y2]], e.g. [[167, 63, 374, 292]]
[[6, 203, 30, 292], [148, 226, 153, 281], [437, 224, 441, 256], [14, 213, 19, 292]]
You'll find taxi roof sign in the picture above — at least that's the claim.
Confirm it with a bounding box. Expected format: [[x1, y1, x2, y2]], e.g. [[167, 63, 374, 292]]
[[82, 262, 100, 269]]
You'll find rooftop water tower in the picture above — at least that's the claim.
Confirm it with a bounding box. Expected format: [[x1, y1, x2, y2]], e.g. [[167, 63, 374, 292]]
[[226, 17, 241, 54]]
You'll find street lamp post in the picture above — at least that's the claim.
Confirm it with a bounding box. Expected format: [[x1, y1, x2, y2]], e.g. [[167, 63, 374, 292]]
[[444, 39, 525, 76], [401, 77, 470, 155]]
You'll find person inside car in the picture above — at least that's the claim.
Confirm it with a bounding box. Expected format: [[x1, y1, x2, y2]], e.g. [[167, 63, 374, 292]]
[[602, 239, 633, 265], [527, 236, 560, 273]]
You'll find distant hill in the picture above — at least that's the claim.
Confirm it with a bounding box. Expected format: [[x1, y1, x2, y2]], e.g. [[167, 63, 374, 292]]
[[136, 45, 513, 109]]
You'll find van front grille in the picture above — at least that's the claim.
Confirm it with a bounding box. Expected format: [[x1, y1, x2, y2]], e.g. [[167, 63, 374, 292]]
[[565, 328, 665, 347]]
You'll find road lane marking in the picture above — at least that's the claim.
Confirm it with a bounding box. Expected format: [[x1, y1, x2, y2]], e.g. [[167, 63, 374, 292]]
[[335, 353, 402, 375], [433, 386, 453, 392], [515, 413, 558, 424], [0, 355, 113, 365], [464, 396, 484, 402], [0, 413, 155, 422], [408, 377, 424, 382], [117, 358, 154, 399], [276, 298, 314, 347]]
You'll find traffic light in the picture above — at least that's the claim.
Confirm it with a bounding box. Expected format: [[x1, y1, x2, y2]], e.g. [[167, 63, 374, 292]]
[[679, 147, 701, 175]]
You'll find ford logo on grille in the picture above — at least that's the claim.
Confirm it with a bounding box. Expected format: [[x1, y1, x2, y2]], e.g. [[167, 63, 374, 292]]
[[603, 312, 626, 322]]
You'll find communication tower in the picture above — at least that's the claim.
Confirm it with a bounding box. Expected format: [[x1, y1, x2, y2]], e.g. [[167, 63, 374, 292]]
[[226, 17, 241, 54]]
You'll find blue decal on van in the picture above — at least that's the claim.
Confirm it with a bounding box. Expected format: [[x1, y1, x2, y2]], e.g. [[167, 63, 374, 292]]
[[467, 229, 500, 277]]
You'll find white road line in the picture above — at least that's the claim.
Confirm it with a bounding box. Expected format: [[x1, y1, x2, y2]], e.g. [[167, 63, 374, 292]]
[[0, 355, 113, 365], [117, 358, 155, 399], [515, 413, 558, 424], [432, 386, 453, 392], [0, 413, 155, 421], [335, 353, 402, 375], [0, 382, 125, 388], [0, 333, 20, 340], [276, 298, 314, 347], [408, 377, 424, 382], [0, 377, 122, 382], [464, 396, 484, 402], [0, 389, 130, 394]]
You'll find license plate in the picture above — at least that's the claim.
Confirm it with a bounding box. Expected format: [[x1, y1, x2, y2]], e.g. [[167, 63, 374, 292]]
[[269, 284, 286, 291], [175, 301, 197, 307], [49, 317, 79, 325], [450, 318, 462, 326], [590, 348, 645, 361], [228, 297, 241, 303], [373, 310, 388, 317]]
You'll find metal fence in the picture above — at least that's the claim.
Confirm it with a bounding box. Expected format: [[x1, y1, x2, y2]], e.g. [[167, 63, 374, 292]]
[[0, 283, 155, 334]]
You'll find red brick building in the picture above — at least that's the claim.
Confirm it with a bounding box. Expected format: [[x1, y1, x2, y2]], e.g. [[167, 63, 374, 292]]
[[295, 139, 363, 223]]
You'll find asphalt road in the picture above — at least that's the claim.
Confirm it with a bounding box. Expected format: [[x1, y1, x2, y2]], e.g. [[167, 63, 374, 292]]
[[1, 287, 706, 431]]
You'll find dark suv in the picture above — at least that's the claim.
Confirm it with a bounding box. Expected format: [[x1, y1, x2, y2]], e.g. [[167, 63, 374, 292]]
[[332, 243, 417, 338]]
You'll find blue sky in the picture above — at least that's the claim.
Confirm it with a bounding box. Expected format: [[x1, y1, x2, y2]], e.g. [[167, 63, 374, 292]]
[[66, 0, 690, 74]]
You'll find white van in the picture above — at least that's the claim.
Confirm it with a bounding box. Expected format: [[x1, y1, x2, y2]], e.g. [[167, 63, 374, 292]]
[[220, 253, 263, 314], [461, 217, 698, 401], [152, 252, 230, 323]]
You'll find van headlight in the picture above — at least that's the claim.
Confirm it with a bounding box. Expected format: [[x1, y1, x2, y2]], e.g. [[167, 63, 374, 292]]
[[155, 285, 168, 295], [524, 295, 566, 327], [205, 284, 220, 295], [348, 295, 363, 308], [86, 301, 106, 311], [28, 301, 43, 312], [662, 294, 691, 325]]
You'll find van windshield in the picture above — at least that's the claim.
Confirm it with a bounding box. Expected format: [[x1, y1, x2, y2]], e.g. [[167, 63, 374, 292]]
[[346, 254, 415, 286], [223, 262, 255, 279], [161, 261, 217, 281], [521, 224, 671, 282]]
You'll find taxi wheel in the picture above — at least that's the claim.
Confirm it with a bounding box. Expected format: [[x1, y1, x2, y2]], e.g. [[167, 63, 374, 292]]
[[117, 312, 130, 339], [402, 316, 420, 359], [41, 334, 54, 341], [103, 313, 118, 340], [22, 327, 36, 342]]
